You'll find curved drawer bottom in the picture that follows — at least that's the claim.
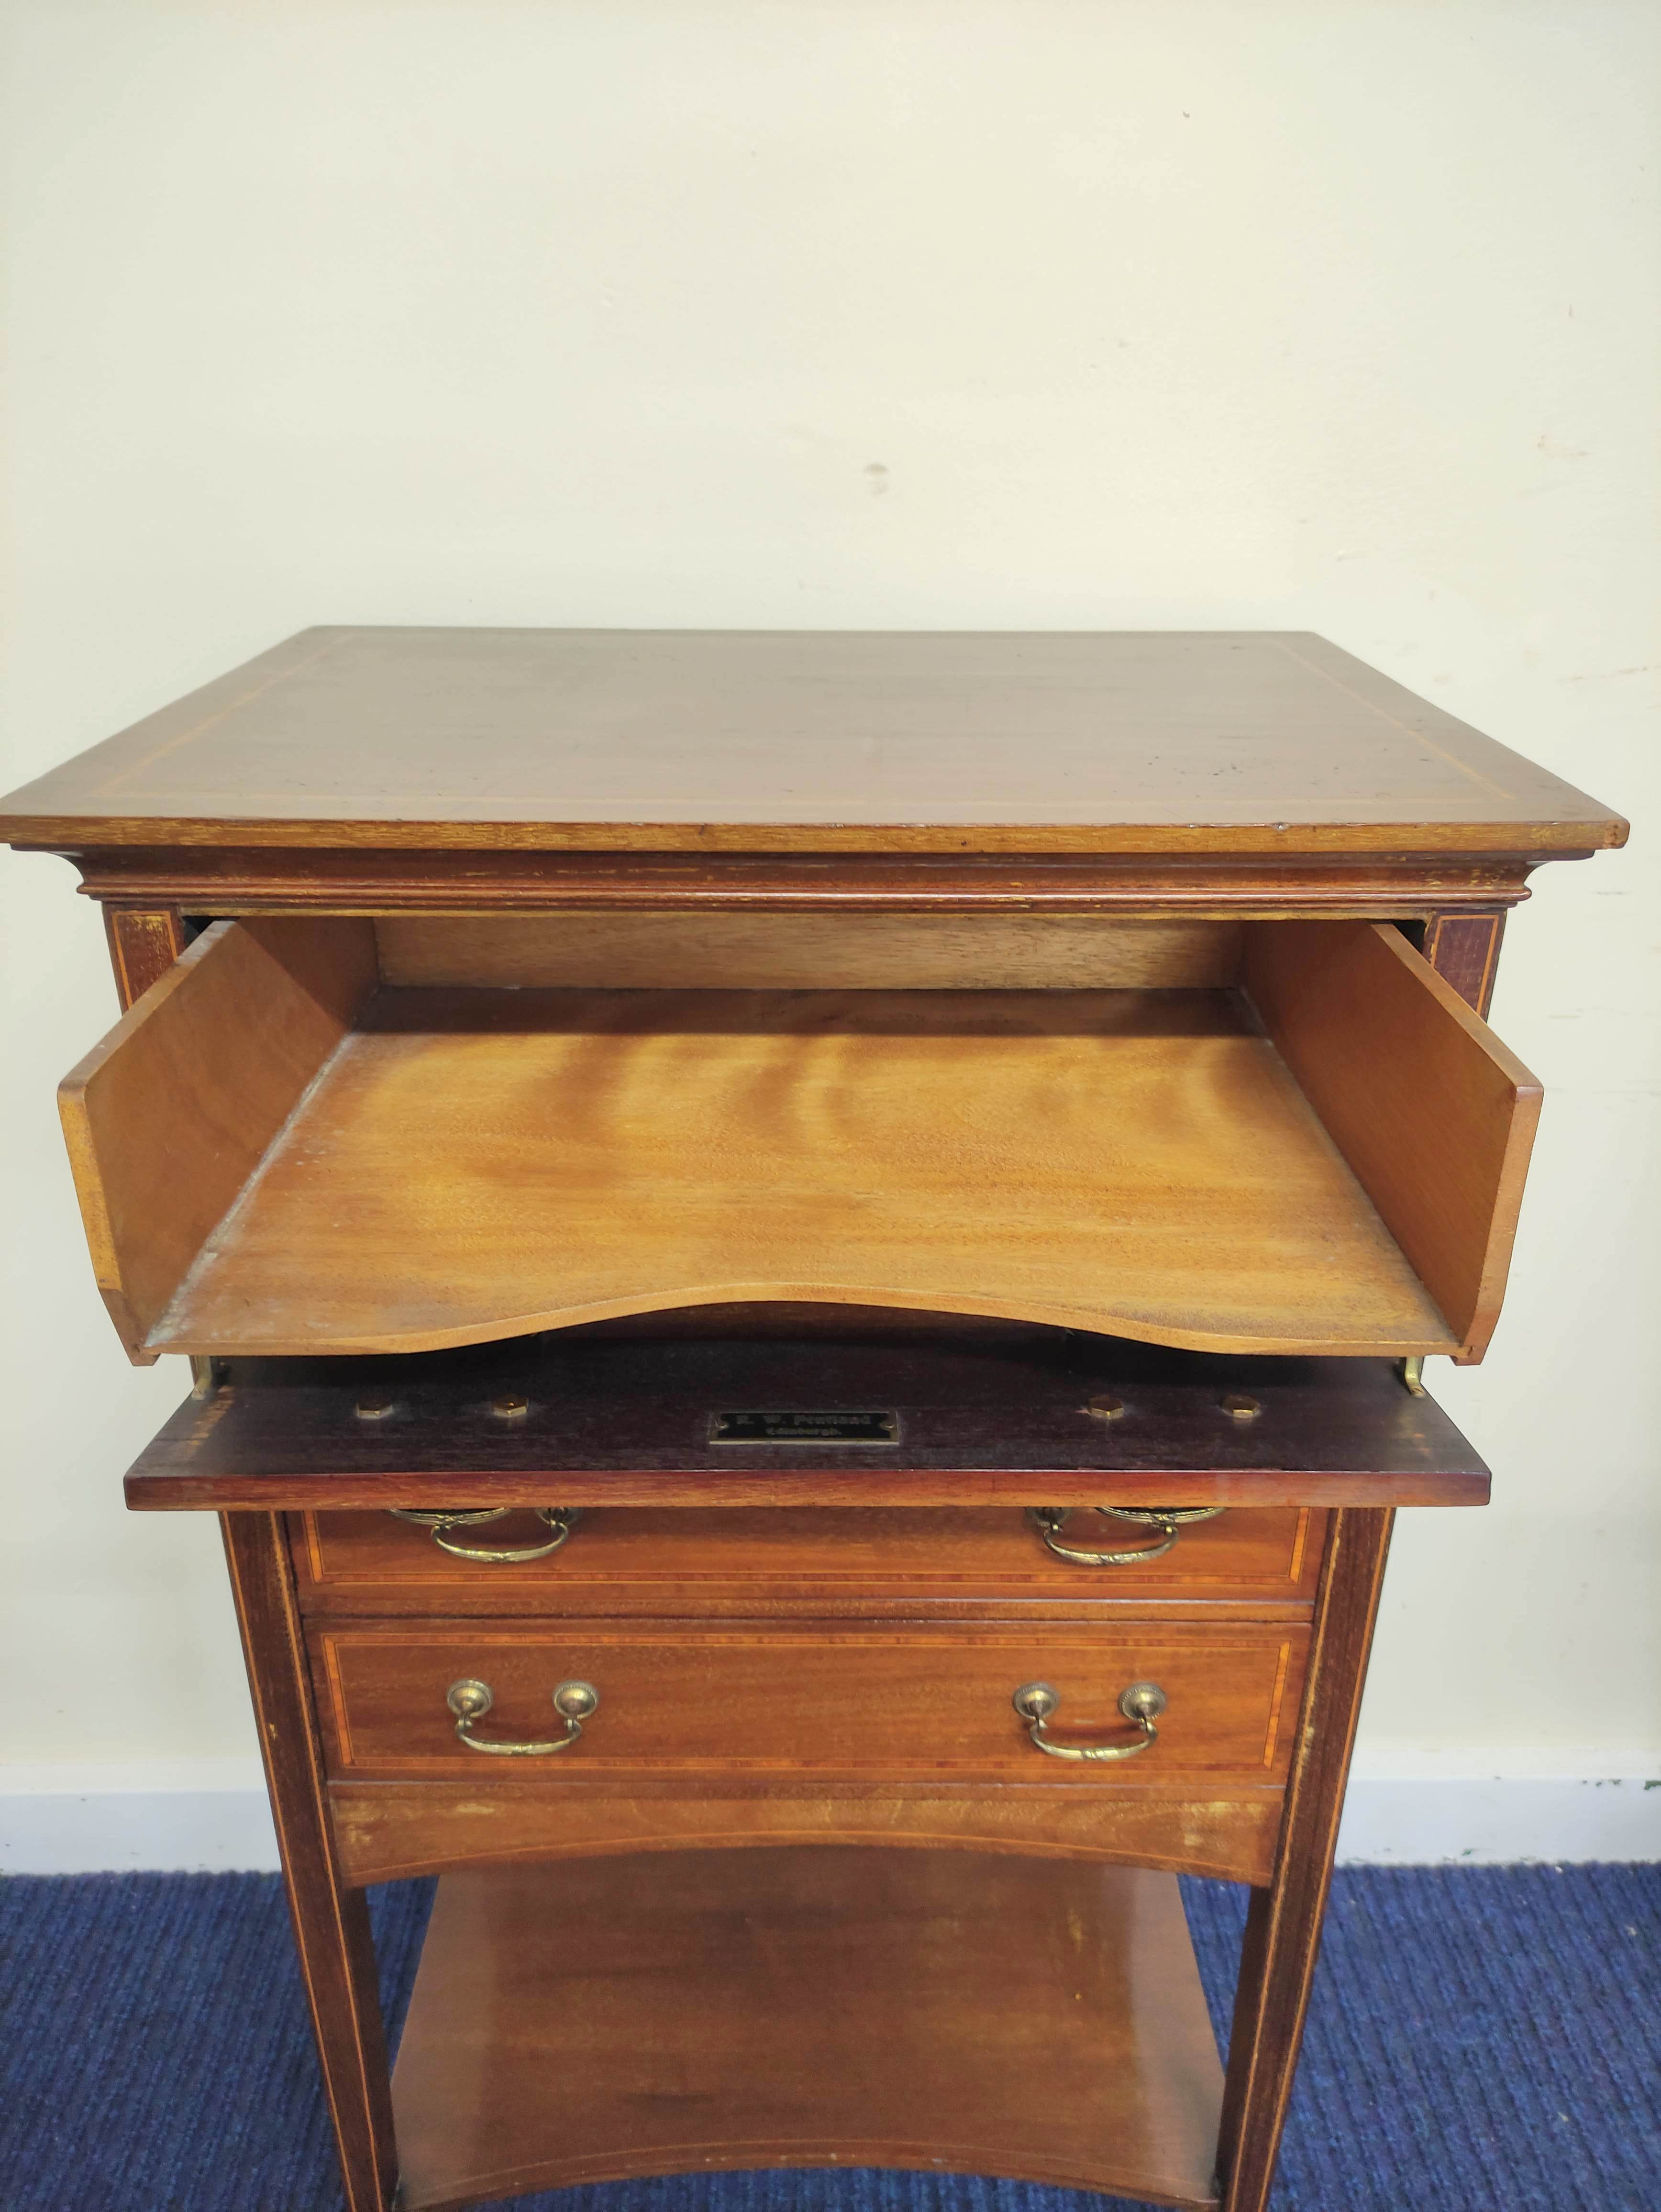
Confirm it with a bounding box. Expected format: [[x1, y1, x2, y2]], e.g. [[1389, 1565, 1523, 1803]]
[[329, 1779, 1285, 1886]]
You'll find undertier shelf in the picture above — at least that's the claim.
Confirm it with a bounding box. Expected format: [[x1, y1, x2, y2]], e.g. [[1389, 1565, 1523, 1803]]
[[61, 914, 1538, 1364], [389, 1847, 1225, 2212]]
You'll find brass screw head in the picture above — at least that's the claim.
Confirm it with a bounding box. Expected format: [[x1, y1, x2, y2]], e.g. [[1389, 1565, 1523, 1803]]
[[489, 1393, 530, 1423], [354, 1394, 397, 1422], [1084, 1394, 1126, 1422], [1221, 1393, 1262, 1421]]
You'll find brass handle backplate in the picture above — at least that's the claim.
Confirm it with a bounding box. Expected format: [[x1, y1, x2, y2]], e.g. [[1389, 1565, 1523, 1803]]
[[390, 1506, 580, 1563], [445, 1677, 598, 1756], [1012, 1680, 1166, 1762], [1028, 1505, 1222, 1566]]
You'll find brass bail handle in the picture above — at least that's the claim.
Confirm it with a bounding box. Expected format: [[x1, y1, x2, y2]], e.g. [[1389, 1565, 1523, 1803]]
[[390, 1506, 581, 1563], [1012, 1680, 1166, 1762], [1028, 1505, 1222, 1567], [446, 1677, 599, 1756]]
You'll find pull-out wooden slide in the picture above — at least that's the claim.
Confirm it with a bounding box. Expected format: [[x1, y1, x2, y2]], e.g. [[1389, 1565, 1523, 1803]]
[[57, 913, 1539, 1364]]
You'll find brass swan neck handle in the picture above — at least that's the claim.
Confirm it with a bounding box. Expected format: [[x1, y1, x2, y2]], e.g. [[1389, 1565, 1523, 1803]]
[[1028, 1505, 1222, 1566], [390, 1506, 580, 1563], [445, 1677, 598, 1755], [1012, 1680, 1166, 1761]]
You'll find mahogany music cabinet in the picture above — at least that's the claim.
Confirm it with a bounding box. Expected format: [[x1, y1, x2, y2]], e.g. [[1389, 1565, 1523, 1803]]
[[0, 629, 1626, 2212]]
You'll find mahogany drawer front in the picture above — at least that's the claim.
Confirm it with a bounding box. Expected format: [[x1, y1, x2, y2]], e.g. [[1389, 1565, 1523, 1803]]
[[289, 1504, 1323, 1617], [309, 1619, 1308, 1785]]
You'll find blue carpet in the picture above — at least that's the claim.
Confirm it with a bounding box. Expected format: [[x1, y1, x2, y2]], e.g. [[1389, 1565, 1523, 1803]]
[[1, 1864, 1655, 2211]]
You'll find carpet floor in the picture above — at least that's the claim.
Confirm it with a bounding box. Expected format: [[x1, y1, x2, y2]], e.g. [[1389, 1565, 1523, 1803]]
[[0, 1863, 1654, 2212]]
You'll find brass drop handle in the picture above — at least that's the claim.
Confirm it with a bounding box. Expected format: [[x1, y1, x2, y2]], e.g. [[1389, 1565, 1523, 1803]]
[[446, 1677, 598, 1756], [1028, 1505, 1222, 1566], [389, 1506, 580, 1563], [1012, 1680, 1166, 1761]]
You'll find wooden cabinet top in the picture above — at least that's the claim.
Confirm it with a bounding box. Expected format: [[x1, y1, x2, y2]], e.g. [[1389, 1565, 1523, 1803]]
[[0, 627, 1625, 859]]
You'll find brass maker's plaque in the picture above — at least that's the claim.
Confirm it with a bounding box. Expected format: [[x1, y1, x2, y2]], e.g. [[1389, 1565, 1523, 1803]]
[[709, 1409, 901, 1446]]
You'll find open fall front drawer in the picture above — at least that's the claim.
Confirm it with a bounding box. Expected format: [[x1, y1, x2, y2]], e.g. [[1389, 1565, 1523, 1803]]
[[59, 913, 1540, 1365]]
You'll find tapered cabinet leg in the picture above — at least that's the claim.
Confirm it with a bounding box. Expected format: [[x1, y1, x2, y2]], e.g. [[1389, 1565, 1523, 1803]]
[[1215, 1505, 1395, 2212], [221, 1511, 399, 2212], [1212, 901, 1509, 2205]]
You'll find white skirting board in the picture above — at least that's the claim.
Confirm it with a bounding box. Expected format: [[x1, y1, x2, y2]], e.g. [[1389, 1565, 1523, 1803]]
[[0, 1762, 280, 1873], [2, 1759, 1658, 1874], [1333, 1774, 1661, 1866]]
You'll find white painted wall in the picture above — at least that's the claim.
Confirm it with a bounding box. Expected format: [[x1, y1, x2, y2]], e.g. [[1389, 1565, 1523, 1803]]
[[2, 1, 1657, 1866]]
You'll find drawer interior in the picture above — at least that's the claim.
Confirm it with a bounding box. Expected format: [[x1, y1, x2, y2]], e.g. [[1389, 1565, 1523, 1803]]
[[63, 911, 1538, 1365]]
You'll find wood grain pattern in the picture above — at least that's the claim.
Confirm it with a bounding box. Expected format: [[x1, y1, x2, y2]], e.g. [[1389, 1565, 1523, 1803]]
[[1243, 922, 1541, 1361], [0, 628, 1625, 855], [139, 973, 1453, 1350], [389, 1850, 1224, 2209], [328, 1779, 1283, 1887], [72, 924, 1491, 1359], [220, 1514, 397, 2212], [288, 1504, 1322, 1618], [374, 910, 1245, 990], [122, 1326, 1492, 1512], [1216, 1506, 1395, 2212], [306, 1619, 1307, 1784]]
